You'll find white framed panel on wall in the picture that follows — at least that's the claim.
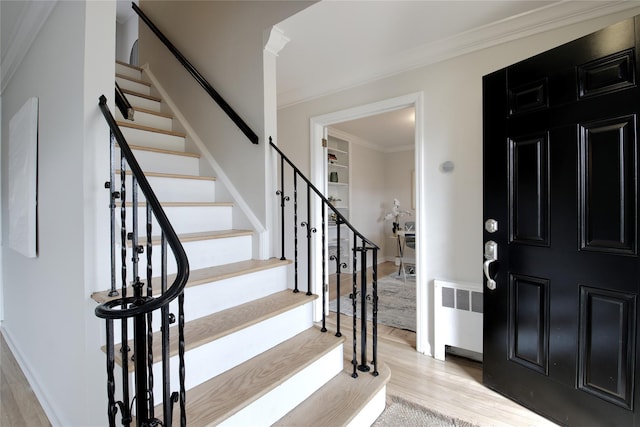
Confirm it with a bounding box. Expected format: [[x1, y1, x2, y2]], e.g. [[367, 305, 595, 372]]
[[8, 97, 38, 258]]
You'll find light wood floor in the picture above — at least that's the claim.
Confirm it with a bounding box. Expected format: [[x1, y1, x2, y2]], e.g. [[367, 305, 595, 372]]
[[1, 333, 51, 426], [1, 262, 557, 426]]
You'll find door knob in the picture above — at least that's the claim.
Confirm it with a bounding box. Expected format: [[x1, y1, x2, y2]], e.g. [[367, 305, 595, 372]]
[[484, 259, 497, 290], [484, 240, 498, 290]]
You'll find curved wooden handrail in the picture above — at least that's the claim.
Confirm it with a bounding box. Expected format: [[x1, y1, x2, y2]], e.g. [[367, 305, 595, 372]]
[[95, 95, 190, 319], [132, 2, 259, 145]]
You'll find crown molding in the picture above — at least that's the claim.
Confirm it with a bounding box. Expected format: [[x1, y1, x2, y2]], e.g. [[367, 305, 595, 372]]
[[278, 1, 640, 108], [1, 1, 57, 94], [265, 26, 290, 57]]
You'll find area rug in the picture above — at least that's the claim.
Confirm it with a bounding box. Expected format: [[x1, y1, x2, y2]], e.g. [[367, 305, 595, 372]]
[[329, 273, 416, 331], [373, 395, 480, 427]]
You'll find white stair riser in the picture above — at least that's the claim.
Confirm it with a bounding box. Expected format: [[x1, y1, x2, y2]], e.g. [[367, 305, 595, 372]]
[[221, 344, 344, 426], [116, 109, 174, 132], [117, 147, 200, 176], [345, 386, 387, 427], [170, 265, 289, 323], [120, 302, 316, 407], [116, 63, 142, 80], [116, 176, 216, 203], [116, 76, 151, 96], [123, 234, 253, 276], [125, 93, 162, 113], [121, 205, 232, 235], [120, 127, 185, 152], [109, 266, 290, 346]]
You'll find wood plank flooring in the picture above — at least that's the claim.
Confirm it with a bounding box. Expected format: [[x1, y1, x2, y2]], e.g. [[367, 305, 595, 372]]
[[1, 261, 558, 426], [1, 333, 51, 426]]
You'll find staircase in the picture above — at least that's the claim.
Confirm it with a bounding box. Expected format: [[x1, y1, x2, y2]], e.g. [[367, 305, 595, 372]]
[[92, 60, 389, 426]]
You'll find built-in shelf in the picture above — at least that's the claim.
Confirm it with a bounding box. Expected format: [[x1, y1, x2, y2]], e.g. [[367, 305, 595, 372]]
[[327, 133, 351, 273]]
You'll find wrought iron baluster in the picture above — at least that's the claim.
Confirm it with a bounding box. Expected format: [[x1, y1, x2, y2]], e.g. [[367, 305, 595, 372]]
[[146, 204, 155, 417], [132, 280, 149, 424], [107, 132, 119, 297], [321, 203, 327, 332], [293, 171, 299, 293], [275, 156, 288, 261], [330, 215, 346, 338], [351, 231, 358, 378], [304, 184, 315, 296], [119, 155, 131, 426], [371, 248, 379, 376], [105, 319, 118, 427], [358, 241, 370, 373], [160, 233, 172, 425], [131, 175, 140, 280], [179, 292, 187, 427]]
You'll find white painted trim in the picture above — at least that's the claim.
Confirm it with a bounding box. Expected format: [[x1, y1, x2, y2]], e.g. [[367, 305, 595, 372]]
[[264, 26, 290, 57], [309, 92, 430, 355], [1, 1, 57, 94], [143, 66, 269, 259]]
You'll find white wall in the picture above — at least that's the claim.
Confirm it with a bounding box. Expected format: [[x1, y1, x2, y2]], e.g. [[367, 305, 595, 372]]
[[0, 1, 114, 424], [278, 8, 640, 354], [116, 12, 138, 64], [138, 0, 313, 258], [382, 149, 415, 260]]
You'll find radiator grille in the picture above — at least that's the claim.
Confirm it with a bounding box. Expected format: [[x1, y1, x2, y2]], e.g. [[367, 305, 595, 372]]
[[441, 286, 483, 313]]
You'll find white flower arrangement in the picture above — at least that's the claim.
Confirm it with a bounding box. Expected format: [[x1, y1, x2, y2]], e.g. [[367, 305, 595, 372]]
[[383, 198, 412, 234]]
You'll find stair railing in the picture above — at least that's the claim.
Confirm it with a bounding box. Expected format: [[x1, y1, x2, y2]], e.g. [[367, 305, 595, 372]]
[[131, 2, 259, 145], [115, 81, 134, 121], [96, 94, 190, 427], [270, 138, 380, 378]]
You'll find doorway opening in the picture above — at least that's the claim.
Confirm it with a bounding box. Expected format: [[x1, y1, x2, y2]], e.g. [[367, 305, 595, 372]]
[[310, 92, 428, 354]]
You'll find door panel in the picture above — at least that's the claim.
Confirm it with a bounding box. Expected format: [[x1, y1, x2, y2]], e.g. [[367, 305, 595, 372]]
[[509, 134, 550, 245], [579, 116, 637, 254], [578, 287, 636, 410], [509, 274, 549, 374], [483, 16, 640, 426]]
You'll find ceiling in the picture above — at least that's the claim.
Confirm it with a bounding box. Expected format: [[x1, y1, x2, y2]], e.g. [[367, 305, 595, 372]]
[[331, 106, 416, 151], [275, 0, 638, 150]]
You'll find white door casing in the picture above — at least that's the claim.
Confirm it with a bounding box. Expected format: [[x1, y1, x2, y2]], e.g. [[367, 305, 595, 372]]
[[309, 92, 429, 355]]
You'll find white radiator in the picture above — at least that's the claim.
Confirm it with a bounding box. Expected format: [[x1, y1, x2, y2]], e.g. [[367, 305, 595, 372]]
[[433, 279, 483, 361]]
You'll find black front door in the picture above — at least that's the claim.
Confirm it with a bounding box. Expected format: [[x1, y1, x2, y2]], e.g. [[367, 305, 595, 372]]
[[483, 17, 640, 426]]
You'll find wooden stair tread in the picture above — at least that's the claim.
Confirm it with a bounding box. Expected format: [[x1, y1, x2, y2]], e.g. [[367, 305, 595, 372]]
[[117, 120, 186, 138], [121, 230, 253, 248], [127, 144, 199, 158], [118, 169, 215, 181], [125, 201, 233, 208], [131, 107, 173, 119], [172, 229, 253, 243], [274, 362, 391, 427], [116, 60, 142, 72], [128, 229, 253, 247], [110, 290, 318, 370], [91, 258, 291, 303], [171, 328, 344, 425], [121, 88, 161, 102], [116, 73, 151, 87]]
